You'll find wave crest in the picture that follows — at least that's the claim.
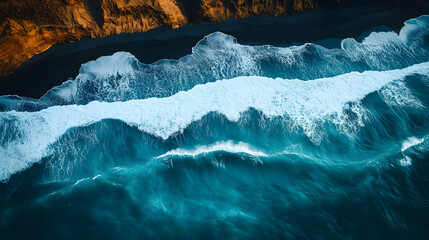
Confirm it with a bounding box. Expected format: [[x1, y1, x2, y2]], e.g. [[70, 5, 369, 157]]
[[1, 62, 428, 181]]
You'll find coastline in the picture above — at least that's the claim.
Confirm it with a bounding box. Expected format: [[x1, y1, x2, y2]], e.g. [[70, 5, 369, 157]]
[[1, 0, 428, 98]]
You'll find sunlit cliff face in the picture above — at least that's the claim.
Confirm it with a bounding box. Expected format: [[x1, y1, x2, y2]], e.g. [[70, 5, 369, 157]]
[[0, 0, 338, 77]]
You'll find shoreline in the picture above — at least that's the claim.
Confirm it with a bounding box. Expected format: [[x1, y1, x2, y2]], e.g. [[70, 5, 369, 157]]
[[1, 0, 428, 98]]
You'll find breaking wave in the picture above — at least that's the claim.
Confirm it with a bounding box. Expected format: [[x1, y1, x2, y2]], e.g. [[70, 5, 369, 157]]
[[1, 62, 428, 180]]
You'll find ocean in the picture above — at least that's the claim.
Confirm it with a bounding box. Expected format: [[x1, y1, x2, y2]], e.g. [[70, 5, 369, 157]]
[[1, 4, 429, 240]]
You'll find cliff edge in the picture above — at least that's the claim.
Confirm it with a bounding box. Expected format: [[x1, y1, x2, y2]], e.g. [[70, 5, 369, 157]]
[[0, 0, 339, 77]]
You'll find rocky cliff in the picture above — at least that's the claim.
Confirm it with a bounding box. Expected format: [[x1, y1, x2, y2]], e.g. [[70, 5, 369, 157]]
[[0, 0, 339, 77]]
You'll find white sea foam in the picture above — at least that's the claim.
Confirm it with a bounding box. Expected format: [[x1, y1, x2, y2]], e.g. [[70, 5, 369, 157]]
[[156, 141, 267, 159], [380, 81, 424, 108], [399, 16, 429, 43], [1, 62, 429, 181], [346, 15, 428, 48], [41, 79, 78, 102], [79, 52, 139, 77], [399, 136, 425, 167], [401, 137, 424, 152], [400, 156, 413, 166]]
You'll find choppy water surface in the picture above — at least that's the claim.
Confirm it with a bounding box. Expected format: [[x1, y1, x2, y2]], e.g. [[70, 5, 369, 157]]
[[1, 15, 429, 239]]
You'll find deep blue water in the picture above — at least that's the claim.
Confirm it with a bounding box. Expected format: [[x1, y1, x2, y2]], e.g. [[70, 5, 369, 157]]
[[1, 14, 429, 239]]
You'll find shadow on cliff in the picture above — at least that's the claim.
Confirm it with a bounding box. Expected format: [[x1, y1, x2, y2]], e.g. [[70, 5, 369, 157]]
[[179, 0, 202, 22], [85, 0, 104, 29]]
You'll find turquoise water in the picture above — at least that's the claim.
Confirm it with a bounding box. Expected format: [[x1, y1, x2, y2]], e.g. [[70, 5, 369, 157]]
[[1, 15, 429, 239]]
